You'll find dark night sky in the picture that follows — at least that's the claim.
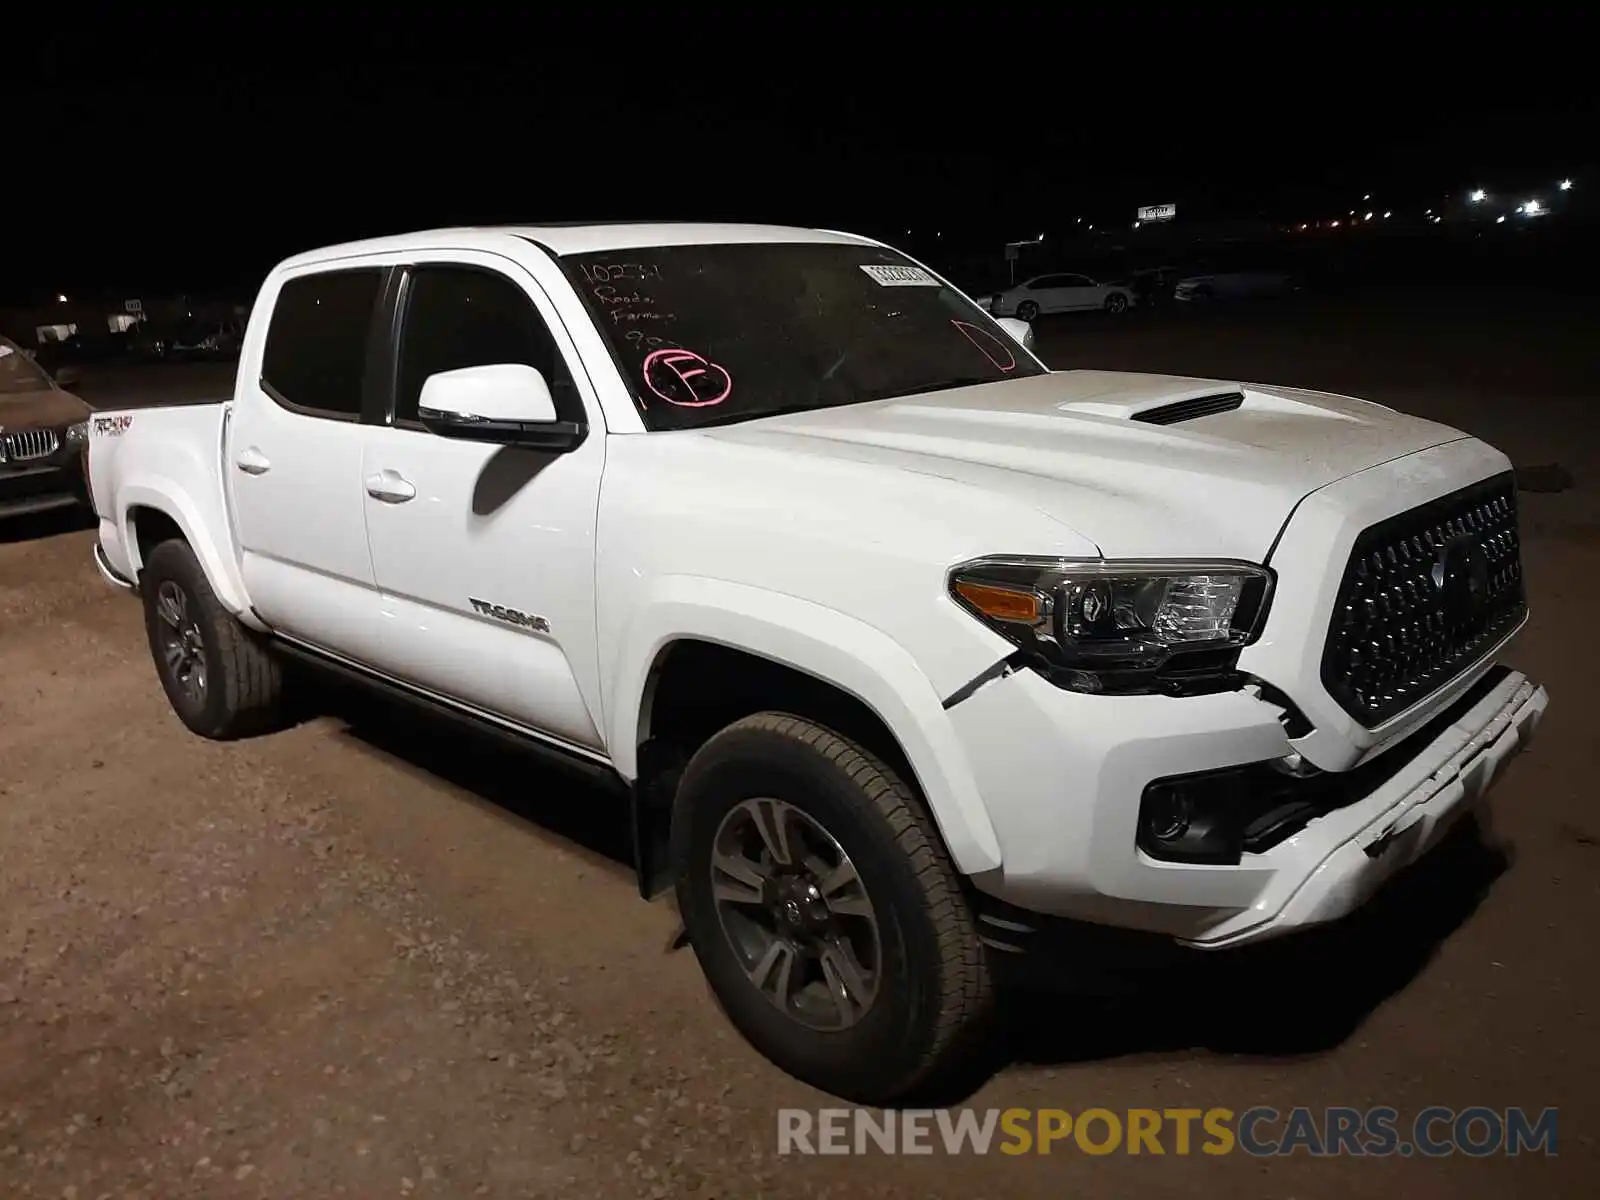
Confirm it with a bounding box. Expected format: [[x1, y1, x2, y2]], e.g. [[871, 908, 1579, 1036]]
[[6, 13, 1594, 300]]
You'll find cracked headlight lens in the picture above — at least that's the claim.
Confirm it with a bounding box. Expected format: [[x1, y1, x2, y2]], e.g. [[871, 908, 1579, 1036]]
[[949, 557, 1274, 695]]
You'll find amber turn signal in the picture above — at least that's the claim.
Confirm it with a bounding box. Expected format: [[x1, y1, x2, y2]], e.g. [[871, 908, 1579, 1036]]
[[952, 579, 1042, 623]]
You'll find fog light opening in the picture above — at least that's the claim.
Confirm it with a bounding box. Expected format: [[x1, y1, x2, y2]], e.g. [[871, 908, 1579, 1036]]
[[1137, 778, 1248, 865], [1144, 789, 1192, 842]]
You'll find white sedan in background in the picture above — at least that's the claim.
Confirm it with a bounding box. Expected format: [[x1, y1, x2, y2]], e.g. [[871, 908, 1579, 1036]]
[[982, 272, 1137, 319]]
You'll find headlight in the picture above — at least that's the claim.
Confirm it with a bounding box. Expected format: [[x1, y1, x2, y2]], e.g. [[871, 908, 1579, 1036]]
[[64, 420, 89, 445], [948, 556, 1274, 695]]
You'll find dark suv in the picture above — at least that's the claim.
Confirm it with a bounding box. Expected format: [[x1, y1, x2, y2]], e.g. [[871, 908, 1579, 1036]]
[[0, 336, 93, 520]]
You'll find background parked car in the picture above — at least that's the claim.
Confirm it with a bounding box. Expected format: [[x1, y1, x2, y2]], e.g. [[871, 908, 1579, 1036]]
[[166, 320, 243, 362], [1129, 264, 1182, 308], [1173, 269, 1300, 303], [0, 334, 92, 520], [986, 272, 1137, 318]]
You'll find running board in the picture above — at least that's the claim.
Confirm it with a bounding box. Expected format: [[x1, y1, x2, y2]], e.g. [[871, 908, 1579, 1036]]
[[268, 635, 627, 789]]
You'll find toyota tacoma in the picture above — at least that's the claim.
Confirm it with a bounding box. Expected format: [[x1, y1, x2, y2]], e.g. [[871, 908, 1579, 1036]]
[[86, 223, 1547, 1103]]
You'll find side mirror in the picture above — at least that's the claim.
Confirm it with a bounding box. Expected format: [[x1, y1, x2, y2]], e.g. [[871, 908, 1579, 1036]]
[[53, 365, 82, 389], [994, 316, 1036, 353], [416, 363, 585, 452]]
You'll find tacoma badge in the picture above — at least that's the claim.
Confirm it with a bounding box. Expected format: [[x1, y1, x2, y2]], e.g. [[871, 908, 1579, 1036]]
[[469, 597, 550, 633]]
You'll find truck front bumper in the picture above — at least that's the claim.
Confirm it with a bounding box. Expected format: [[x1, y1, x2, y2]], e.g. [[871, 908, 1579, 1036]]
[[947, 660, 1546, 951]]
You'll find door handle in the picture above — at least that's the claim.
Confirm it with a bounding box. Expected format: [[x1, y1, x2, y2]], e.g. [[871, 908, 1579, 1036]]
[[234, 447, 271, 475], [365, 470, 416, 503]]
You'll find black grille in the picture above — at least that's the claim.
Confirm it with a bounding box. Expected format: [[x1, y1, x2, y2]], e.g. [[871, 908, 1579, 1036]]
[[1321, 472, 1525, 727], [1131, 392, 1244, 425]]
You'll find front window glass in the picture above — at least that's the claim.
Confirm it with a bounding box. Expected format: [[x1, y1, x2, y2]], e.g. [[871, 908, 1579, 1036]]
[[561, 242, 1045, 431]]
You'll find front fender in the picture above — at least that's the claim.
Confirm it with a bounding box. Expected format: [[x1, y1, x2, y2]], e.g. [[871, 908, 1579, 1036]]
[[116, 479, 256, 625], [606, 575, 1003, 876]]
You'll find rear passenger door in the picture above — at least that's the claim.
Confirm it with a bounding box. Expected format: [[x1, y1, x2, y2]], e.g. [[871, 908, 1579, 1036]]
[[227, 266, 388, 664], [358, 256, 609, 753]]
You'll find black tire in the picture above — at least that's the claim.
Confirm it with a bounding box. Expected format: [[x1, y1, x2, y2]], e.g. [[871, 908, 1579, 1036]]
[[1104, 292, 1129, 315], [140, 538, 284, 739], [1015, 299, 1040, 321], [673, 712, 993, 1104]]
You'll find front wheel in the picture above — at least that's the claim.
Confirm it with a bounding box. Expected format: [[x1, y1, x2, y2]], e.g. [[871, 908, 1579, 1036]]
[[140, 539, 285, 739], [673, 713, 994, 1104], [1104, 292, 1129, 314], [1015, 299, 1040, 321]]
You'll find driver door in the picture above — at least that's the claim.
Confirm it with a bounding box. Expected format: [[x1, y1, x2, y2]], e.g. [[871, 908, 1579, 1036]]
[[358, 256, 608, 752]]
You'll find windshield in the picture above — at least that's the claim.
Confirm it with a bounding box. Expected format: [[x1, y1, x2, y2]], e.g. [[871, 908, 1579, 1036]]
[[0, 340, 52, 395], [561, 241, 1046, 431]]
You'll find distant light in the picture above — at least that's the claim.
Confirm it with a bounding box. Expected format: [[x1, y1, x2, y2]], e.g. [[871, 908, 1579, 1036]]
[[1363, 194, 1371, 201], [1496, 215, 1506, 224], [1364, 212, 1374, 220], [1331, 220, 1341, 227], [1470, 189, 1487, 203], [1038, 232, 1045, 241], [1559, 179, 1573, 191], [1086, 224, 1094, 230], [1522, 198, 1544, 215], [1348, 210, 1356, 216], [1298, 223, 1308, 230], [1132, 220, 1142, 229], [57, 294, 68, 303], [1383, 211, 1392, 219]]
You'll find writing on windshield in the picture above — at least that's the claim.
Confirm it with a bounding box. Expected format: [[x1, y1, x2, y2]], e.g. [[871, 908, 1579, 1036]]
[[562, 242, 1043, 430]]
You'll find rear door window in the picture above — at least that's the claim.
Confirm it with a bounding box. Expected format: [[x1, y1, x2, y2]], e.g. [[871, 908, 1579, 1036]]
[[260, 269, 385, 419]]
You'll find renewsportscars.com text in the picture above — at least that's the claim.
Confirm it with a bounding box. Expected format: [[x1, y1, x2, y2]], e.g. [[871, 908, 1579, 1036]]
[[777, 1106, 1558, 1157]]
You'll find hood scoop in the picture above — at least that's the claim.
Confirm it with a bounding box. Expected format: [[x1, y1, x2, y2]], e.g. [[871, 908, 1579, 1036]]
[[1049, 373, 1247, 426], [1129, 391, 1245, 425]]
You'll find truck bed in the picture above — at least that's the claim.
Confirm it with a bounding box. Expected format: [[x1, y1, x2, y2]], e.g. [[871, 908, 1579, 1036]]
[[88, 399, 233, 588]]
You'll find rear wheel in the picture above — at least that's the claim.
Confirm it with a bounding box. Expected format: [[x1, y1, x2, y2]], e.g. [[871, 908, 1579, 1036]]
[[673, 713, 993, 1104], [140, 539, 284, 739], [1104, 292, 1129, 314]]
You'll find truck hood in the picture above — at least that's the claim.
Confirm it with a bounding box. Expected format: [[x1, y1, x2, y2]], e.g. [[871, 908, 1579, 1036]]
[[0, 387, 91, 430], [702, 370, 1467, 560]]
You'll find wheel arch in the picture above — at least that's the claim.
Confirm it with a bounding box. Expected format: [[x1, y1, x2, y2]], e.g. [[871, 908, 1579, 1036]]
[[609, 579, 1003, 894], [119, 483, 255, 622]]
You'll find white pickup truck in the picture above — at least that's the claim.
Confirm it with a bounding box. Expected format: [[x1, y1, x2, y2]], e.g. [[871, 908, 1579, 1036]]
[[88, 222, 1546, 1104]]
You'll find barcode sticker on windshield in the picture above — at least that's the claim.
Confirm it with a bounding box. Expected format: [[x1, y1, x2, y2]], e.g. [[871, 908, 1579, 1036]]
[[860, 264, 941, 287]]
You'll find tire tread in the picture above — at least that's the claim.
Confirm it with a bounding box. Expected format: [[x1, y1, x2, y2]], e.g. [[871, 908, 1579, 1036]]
[[143, 539, 283, 739], [727, 711, 993, 1094]]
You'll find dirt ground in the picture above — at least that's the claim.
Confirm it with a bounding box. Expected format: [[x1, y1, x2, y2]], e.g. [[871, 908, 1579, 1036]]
[[2, 291, 1596, 1197]]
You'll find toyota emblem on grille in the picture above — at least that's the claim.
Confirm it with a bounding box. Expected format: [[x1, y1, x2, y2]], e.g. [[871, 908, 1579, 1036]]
[[1431, 533, 1491, 621]]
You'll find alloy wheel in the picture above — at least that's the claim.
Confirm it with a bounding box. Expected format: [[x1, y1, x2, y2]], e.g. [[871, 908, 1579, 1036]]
[[709, 797, 882, 1032], [155, 580, 207, 706]]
